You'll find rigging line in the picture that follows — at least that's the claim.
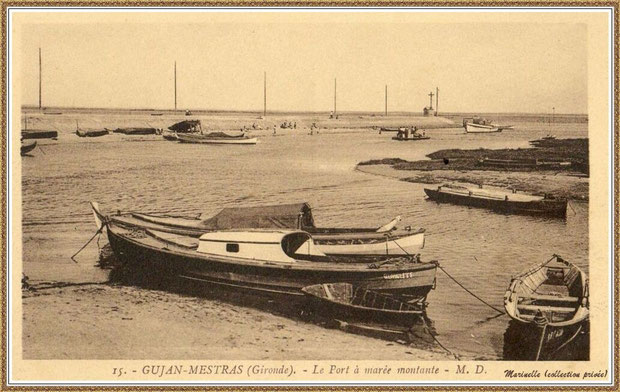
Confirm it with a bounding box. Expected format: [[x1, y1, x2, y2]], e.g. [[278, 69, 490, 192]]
[[70, 224, 104, 263]]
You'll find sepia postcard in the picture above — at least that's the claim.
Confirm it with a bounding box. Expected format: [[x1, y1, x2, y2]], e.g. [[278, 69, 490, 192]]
[[2, 5, 617, 389]]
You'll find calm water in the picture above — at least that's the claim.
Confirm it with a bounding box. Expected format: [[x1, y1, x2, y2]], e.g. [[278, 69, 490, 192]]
[[20, 113, 588, 359]]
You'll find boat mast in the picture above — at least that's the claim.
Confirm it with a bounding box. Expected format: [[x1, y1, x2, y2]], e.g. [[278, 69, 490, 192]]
[[174, 61, 177, 111], [263, 71, 266, 117], [385, 85, 388, 116], [38, 48, 42, 111]]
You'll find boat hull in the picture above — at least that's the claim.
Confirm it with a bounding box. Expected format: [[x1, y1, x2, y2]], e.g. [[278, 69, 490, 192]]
[[21, 141, 37, 155], [503, 318, 589, 360], [424, 188, 567, 217], [106, 225, 437, 302], [76, 129, 109, 137], [313, 231, 425, 255], [177, 135, 258, 145], [465, 123, 500, 133], [21, 130, 58, 139], [391, 136, 430, 141]]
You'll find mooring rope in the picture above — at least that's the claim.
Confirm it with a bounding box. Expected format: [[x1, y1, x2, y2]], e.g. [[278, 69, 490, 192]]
[[70, 224, 105, 263], [437, 265, 505, 315], [420, 317, 460, 360]]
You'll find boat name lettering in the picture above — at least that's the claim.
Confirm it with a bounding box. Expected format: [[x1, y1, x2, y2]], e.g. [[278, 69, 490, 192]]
[[383, 272, 417, 280]]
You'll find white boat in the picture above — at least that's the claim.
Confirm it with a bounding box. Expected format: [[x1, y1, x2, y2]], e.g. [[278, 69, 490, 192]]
[[177, 132, 258, 145], [465, 122, 501, 133]]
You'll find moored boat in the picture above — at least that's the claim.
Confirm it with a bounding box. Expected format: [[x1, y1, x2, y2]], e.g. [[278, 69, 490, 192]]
[[424, 184, 567, 218], [97, 202, 426, 256], [302, 282, 425, 327], [392, 128, 430, 141], [176, 132, 258, 145], [464, 122, 500, 133], [21, 140, 37, 155], [503, 255, 589, 360], [92, 203, 438, 303], [161, 131, 178, 141], [21, 130, 58, 139], [76, 128, 109, 137], [113, 127, 157, 135]]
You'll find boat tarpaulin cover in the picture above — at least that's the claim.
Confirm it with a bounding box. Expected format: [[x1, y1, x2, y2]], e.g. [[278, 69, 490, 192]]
[[168, 120, 201, 132], [200, 203, 315, 230]]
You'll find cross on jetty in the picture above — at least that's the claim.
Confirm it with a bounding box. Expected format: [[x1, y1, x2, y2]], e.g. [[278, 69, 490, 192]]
[[428, 91, 434, 109]]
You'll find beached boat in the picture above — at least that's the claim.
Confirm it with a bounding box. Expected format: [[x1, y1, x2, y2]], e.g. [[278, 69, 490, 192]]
[[464, 122, 500, 133], [76, 128, 109, 137], [92, 203, 438, 302], [21, 140, 37, 155], [392, 128, 430, 141], [100, 203, 426, 256], [302, 282, 425, 327], [424, 184, 567, 218], [21, 130, 58, 139], [379, 127, 403, 133], [168, 120, 202, 133], [503, 255, 589, 360], [177, 132, 258, 145], [161, 131, 178, 141], [113, 127, 157, 135]]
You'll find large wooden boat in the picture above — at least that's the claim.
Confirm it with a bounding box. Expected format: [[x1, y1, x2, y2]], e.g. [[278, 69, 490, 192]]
[[424, 184, 567, 218], [21, 140, 37, 155], [92, 203, 437, 303], [503, 255, 589, 360], [97, 203, 425, 256], [302, 282, 424, 327]]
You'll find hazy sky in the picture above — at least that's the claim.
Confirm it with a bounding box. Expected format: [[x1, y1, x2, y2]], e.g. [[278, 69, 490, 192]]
[[16, 13, 588, 113]]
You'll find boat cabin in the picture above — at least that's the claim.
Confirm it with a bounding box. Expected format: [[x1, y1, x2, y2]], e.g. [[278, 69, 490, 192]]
[[197, 230, 325, 263]]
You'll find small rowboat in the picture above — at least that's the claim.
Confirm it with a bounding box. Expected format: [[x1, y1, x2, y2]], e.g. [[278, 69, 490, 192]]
[[113, 127, 157, 135], [424, 184, 567, 218], [503, 255, 589, 360], [302, 282, 425, 325], [177, 132, 258, 145], [21, 130, 58, 139], [76, 128, 109, 137], [21, 140, 37, 155], [465, 122, 500, 133]]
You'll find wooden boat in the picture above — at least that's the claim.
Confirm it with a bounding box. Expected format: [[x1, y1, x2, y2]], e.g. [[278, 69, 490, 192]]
[[76, 128, 109, 137], [392, 129, 429, 141], [21, 130, 58, 139], [99, 203, 426, 256], [113, 127, 157, 135], [161, 131, 178, 141], [91, 203, 438, 303], [168, 120, 202, 133], [379, 127, 403, 132], [465, 122, 500, 133], [503, 255, 589, 360], [424, 184, 567, 218], [21, 140, 37, 155], [177, 132, 258, 145], [302, 282, 425, 327], [150, 113, 164, 116]]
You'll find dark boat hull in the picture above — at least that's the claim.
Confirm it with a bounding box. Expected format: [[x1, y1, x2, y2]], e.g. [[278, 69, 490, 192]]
[[21, 141, 37, 155], [21, 130, 58, 139], [106, 226, 436, 302], [503, 318, 589, 360], [77, 130, 109, 137], [424, 188, 567, 218]]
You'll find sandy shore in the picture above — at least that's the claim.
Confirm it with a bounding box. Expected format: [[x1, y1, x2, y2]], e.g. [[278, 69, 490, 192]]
[[356, 164, 589, 201], [22, 284, 454, 360]]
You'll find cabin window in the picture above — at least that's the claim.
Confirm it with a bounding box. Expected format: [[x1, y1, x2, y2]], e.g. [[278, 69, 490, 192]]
[[226, 243, 239, 253]]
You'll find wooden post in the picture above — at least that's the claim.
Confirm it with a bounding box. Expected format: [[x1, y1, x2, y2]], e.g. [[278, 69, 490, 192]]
[[435, 87, 439, 116], [428, 91, 434, 109], [385, 85, 388, 116], [174, 61, 177, 111], [263, 71, 267, 117], [38, 48, 42, 110], [334, 78, 337, 115]]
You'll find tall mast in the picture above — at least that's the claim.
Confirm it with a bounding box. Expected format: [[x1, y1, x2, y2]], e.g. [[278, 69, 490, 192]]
[[385, 85, 388, 116], [263, 71, 266, 117], [333, 78, 337, 115], [435, 87, 439, 116], [38, 48, 42, 110], [174, 61, 177, 111]]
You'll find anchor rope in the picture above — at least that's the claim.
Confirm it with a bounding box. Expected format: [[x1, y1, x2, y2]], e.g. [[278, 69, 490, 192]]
[[420, 317, 461, 360], [70, 224, 105, 263]]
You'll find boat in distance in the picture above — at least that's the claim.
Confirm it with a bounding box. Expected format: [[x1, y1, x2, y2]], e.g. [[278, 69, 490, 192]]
[[76, 128, 109, 137], [21, 140, 37, 155], [503, 255, 589, 360], [21, 130, 58, 139], [464, 122, 501, 133], [302, 282, 425, 327], [424, 184, 567, 218], [96, 202, 426, 256], [392, 128, 430, 141], [176, 132, 258, 145], [91, 203, 438, 303]]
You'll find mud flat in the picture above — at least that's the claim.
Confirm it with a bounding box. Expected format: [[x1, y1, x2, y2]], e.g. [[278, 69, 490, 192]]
[[22, 284, 456, 360], [356, 139, 589, 201]]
